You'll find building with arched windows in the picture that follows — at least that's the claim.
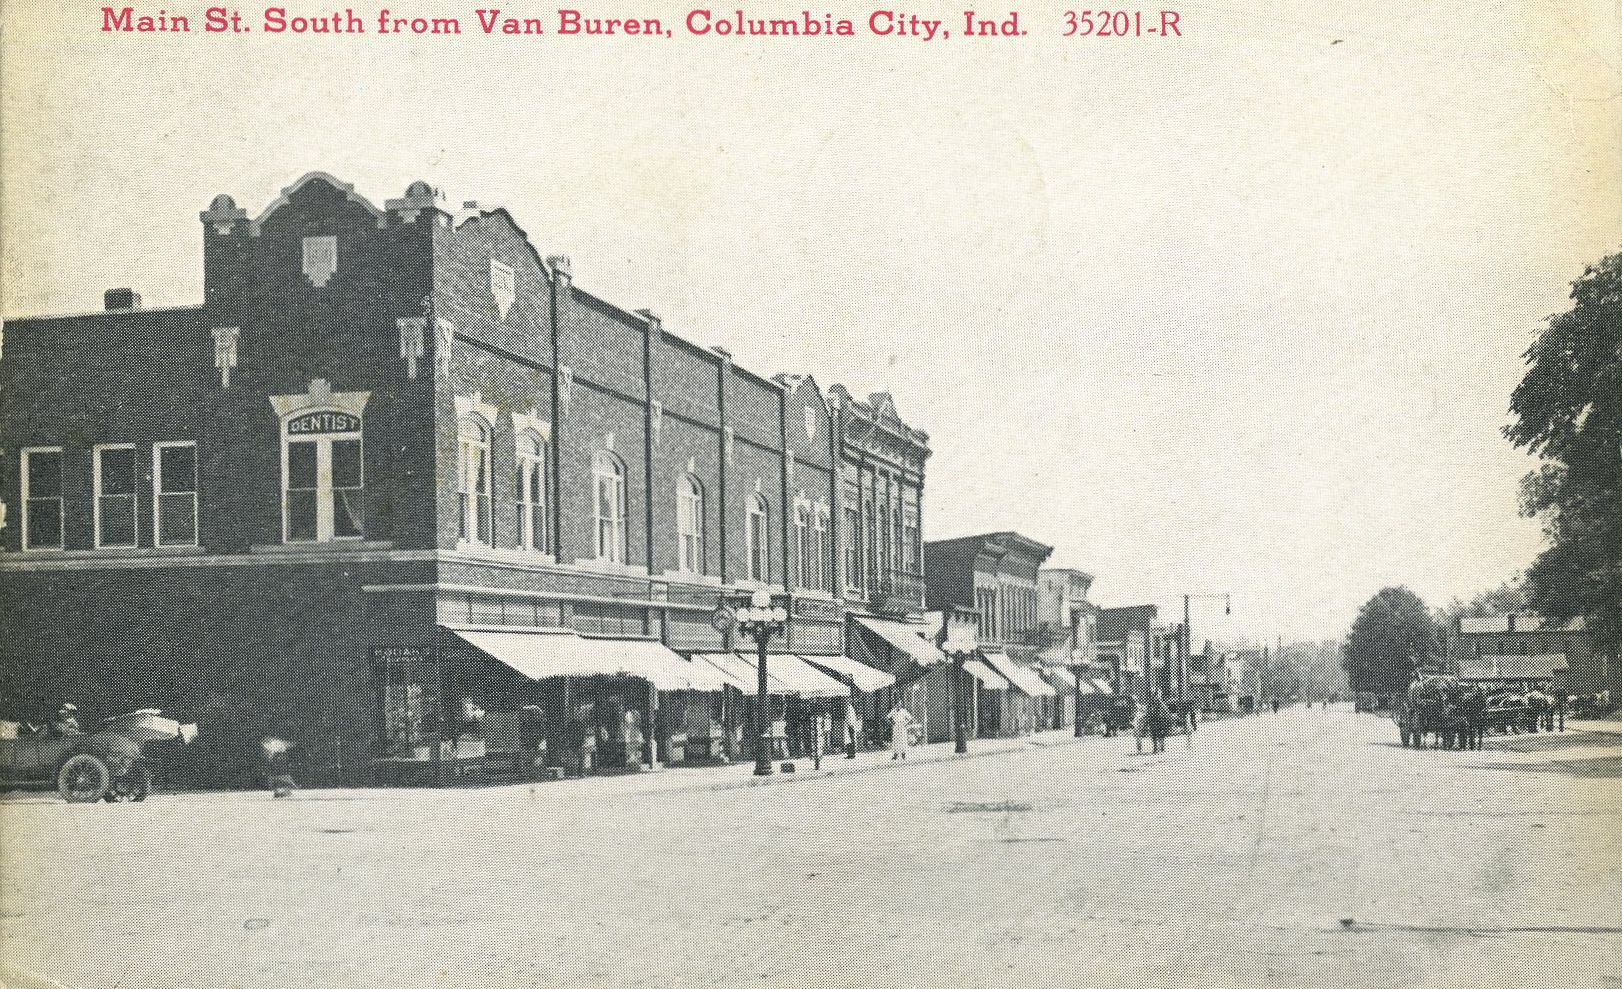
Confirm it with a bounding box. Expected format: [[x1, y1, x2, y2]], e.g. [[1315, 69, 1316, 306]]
[[0, 173, 938, 784]]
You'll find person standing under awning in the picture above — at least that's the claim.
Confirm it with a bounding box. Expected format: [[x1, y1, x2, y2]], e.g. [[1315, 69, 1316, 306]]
[[888, 703, 915, 761]]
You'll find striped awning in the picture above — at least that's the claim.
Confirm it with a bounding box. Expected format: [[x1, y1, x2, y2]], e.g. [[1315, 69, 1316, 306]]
[[963, 659, 1010, 691], [981, 651, 1057, 698], [800, 654, 896, 693]]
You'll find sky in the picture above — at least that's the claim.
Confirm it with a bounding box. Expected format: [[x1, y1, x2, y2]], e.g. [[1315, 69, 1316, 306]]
[[3, 0, 1619, 640]]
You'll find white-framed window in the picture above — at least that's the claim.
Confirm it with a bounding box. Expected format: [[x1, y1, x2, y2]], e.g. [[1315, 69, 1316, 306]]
[[746, 492, 770, 582], [458, 415, 493, 546], [283, 411, 364, 543], [677, 474, 704, 573], [816, 508, 832, 593], [594, 450, 627, 563], [153, 441, 198, 547], [844, 504, 862, 592], [20, 447, 64, 551], [93, 444, 138, 548], [516, 430, 547, 553]]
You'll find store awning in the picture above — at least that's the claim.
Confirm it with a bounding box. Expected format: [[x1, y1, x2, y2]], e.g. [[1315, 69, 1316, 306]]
[[1089, 679, 1115, 695], [447, 627, 730, 692], [1071, 677, 1099, 695], [854, 616, 946, 666], [1042, 666, 1078, 692], [800, 654, 897, 693], [775, 656, 852, 699], [1458, 654, 1569, 681], [981, 651, 1057, 698], [962, 659, 1010, 691], [693, 653, 793, 695]]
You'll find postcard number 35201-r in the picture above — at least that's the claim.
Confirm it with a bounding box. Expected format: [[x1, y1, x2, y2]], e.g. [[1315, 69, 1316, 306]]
[[1063, 10, 1183, 36]]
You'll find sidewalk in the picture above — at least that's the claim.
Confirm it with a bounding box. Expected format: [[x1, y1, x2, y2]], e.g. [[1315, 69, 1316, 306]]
[[476, 728, 1101, 801]]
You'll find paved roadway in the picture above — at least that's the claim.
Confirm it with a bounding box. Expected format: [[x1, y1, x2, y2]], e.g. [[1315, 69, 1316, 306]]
[[2, 705, 1619, 989]]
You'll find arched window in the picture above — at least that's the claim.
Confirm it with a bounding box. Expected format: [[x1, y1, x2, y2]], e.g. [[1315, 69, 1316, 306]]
[[815, 507, 832, 592], [793, 504, 814, 590], [458, 415, 493, 546], [747, 492, 770, 582], [517, 430, 547, 553], [677, 475, 704, 574], [594, 450, 627, 563]]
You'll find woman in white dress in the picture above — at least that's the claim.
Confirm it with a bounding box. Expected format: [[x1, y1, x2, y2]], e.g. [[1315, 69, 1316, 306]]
[[888, 703, 914, 760]]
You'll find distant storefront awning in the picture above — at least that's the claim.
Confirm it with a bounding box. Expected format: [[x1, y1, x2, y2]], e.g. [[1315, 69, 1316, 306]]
[[448, 627, 731, 692], [981, 651, 1058, 698], [1072, 678, 1099, 695], [801, 654, 897, 693], [1458, 654, 1569, 681], [962, 659, 1010, 691], [854, 616, 946, 666], [1089, 679, 1115, 695]]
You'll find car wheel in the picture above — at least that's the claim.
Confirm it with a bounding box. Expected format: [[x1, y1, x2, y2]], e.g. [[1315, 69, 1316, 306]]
[[58, 754, 111, 803]]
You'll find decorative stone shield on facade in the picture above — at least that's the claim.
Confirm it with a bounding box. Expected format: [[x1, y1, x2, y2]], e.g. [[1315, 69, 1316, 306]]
[[435, 318, 456, 378], [211, 326, 240, 387], [302, 235, 337, 287], [490, 259, 515, 319], [397, 317, 426, 379]]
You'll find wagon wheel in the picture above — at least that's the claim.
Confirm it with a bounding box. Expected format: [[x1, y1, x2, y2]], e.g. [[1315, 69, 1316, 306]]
[[57, 753, 111, 803], [128, 763, 154, 802]]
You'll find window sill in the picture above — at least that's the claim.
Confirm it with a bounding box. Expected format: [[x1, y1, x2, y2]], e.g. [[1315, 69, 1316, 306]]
[[451, 543, 557, 566], [570, 557, 650, 579], [661, 570, 722, 587], [1, 544, 200, 560], [250, 540, 395, 554]]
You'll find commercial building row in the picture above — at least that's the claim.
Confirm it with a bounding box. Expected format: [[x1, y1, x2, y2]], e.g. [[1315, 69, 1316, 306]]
[[0, 172, 1159, 786]]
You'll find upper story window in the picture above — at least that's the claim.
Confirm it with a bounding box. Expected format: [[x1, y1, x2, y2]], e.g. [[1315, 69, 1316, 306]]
[[283, 411, 364, 543], [153, 441, 198, 547], [677, 475, 704, 574], [844, 504, 862, 592], [594, 450, 627, 563], [93, 444, 138, 549], [747, 492, 771, 583], [516, 431, 547, 553], [458, 415, 493, 546], [20, 447, 63, 551], [816, 508, 832, 593], [793, 505, 813, 590]]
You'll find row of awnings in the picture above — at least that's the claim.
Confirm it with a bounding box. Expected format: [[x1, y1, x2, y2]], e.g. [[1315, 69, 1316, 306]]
[[448, 625, 1110, 700], [447, 627, 891, 699]]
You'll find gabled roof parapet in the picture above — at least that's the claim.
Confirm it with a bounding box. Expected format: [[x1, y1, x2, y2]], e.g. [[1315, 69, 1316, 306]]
[[248, 171, 387, 235]]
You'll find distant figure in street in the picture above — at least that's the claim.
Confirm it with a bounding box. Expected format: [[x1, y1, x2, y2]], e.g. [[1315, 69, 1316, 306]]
[[262, 737, 296, 798], [1148, 694, 1172, 754], [844, 702, 859, 759], [888, 704, 914, 761], [1271, 698, 1281, 715]]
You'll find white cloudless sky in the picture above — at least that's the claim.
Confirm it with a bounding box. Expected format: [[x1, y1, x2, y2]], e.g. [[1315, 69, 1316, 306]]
[[4, 0, 1618, 640]]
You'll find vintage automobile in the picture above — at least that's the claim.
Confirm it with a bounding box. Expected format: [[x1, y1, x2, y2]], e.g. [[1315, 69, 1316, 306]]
[[0, 710, 198, 803]]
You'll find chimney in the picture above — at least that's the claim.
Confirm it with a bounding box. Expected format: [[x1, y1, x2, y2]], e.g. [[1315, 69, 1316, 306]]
[[104, 288, 141, 312]]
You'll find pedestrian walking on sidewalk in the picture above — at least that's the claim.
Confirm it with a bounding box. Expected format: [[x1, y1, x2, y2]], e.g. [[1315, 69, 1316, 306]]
[[888, 703, 914, 761]]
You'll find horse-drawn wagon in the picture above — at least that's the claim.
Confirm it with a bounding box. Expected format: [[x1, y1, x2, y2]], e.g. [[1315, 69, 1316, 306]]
[[0, 710, 197, 803]]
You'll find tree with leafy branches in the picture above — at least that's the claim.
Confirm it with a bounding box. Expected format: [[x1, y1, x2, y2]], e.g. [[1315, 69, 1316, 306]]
[[1506, 251, 1622, 655], [1343, 586, 1437, 693]]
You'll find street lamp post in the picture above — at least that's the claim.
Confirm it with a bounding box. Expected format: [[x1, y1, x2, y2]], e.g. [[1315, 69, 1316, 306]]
[[941, 644, 971, 754], [1182, 592, 1231, 707], [733, 588, 790, 777]]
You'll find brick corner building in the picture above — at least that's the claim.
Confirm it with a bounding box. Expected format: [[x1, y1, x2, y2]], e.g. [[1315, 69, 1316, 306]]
[[0, 172, 938, 785]]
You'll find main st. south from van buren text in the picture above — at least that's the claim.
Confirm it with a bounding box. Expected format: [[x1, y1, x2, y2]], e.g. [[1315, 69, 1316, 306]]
[[99, 7, 1185, 40]]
